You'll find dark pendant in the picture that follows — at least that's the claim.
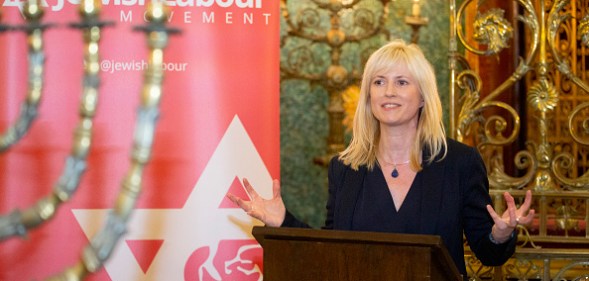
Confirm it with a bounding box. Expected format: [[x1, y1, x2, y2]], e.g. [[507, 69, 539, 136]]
[[391, 168, 399, 178]]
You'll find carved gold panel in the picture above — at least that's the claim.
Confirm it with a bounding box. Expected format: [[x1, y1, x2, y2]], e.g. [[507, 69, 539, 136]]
[[450, 0, 589, 280]]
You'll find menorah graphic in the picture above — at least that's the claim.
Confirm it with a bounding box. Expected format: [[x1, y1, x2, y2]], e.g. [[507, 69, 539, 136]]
[[0, 0, 178, 279]]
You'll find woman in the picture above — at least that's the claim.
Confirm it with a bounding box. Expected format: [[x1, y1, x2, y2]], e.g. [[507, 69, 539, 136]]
[[228, 39, 534, 278]]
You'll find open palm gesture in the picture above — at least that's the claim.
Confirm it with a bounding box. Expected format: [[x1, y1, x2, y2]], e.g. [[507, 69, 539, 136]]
[[227, 178, 286, 227], [486, 189, 535, 243]]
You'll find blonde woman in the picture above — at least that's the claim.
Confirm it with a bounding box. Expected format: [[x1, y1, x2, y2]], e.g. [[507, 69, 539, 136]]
[[228, 39, 534, 279]]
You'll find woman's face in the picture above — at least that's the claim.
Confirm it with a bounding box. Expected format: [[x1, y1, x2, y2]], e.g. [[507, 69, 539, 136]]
[[369, 62, 423, 129]]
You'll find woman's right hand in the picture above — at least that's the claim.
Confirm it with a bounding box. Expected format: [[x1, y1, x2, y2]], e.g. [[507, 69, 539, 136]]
[[227, 178, 286, 227]]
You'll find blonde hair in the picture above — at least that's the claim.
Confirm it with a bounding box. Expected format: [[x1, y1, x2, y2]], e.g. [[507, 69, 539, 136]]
[[339, 39, 447, 171]]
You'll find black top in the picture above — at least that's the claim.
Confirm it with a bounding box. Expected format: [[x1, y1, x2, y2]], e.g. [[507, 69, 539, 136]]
[[351, 164, 422, 234], [281, 139, 516, 277]]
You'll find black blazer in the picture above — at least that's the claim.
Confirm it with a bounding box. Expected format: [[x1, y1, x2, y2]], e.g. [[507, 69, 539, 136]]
[[282, 139, 516, 275]]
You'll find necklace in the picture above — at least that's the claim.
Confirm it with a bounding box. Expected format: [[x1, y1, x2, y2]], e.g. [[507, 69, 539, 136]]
[[379, 158, 410, 178]]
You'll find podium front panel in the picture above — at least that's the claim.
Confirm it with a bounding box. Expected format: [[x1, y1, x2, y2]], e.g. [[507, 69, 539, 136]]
[[253, 226, 462, 281], [263, 238, 433, 281]]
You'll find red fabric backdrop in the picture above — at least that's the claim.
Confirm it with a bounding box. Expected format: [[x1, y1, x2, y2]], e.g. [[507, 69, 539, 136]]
[[0, 1, 279, 280]]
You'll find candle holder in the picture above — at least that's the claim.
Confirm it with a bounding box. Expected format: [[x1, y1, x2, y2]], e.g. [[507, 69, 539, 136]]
[[62, 3, 178, 278], [0, 0, 50, 153], [404, 0, 428, 44], [0, 0, 177, 279], [0, 0, 112, 241]]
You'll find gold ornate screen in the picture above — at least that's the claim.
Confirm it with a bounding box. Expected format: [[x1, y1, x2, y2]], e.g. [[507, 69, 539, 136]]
[[449, 0, 589, 280]]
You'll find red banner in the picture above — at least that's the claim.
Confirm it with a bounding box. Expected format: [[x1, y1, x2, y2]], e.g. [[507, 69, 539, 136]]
[[0, 0, 279, 280]]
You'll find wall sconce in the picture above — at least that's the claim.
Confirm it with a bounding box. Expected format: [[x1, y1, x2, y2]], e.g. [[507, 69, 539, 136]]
[[405, 0, 428, 43]]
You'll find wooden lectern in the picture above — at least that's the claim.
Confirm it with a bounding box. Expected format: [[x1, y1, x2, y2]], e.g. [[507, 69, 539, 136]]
[[253, 226, 462, 281]]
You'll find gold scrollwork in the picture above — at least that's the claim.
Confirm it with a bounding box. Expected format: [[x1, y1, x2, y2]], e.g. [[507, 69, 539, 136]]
[[456, 70, 482, 142], [515, 225, 541, 249], [456, 0, 537, 57], [488, 148, 537, 190], [568, 102, 589, 146], [455, 69, 534, 190], [504, 258, 542, 280], [455, 1, 539, 111], [480, 101, 521, 146], [453, 0, 589, 278], [479, 3, 538, 106], [472, 8, 513, 55], [553, 261, 589, 281], [547, 0, 589, 94], [465, 255, 494, 280], [551, 152, 589, 190], [455, 69, 522, 145]]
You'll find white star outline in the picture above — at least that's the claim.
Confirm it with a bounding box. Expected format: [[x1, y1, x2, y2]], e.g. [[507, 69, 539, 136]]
[[73, 115, 273, 280]]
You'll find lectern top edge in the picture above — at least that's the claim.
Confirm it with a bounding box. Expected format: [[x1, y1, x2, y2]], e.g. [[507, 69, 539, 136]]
[[253, 226, 445, 248]]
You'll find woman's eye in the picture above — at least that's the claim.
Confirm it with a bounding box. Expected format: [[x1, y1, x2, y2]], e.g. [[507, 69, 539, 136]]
[[373, 79, 385, 86], [396, 80, 409, 86]]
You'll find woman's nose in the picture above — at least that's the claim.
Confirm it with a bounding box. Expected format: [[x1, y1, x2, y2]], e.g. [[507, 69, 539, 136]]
[[384, 85, 396, 97]]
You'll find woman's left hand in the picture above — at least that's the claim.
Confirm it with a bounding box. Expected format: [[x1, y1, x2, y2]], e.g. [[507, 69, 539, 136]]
[[486, 189, 535, 243]]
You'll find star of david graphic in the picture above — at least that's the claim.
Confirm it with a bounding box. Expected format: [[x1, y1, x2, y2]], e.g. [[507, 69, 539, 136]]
[[73, 115, 272, 280]]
